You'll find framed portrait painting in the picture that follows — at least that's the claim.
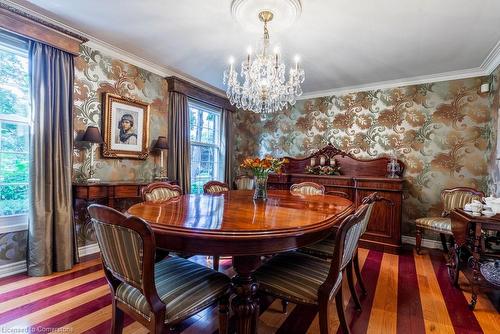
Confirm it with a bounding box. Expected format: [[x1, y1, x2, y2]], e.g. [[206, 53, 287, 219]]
[[102, 93, 150, 159]]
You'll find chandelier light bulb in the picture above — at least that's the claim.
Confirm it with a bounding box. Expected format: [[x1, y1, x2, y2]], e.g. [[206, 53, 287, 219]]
[[229, 56, 235, 64]]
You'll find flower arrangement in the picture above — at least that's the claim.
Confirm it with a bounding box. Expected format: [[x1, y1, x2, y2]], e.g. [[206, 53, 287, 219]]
[[240, 156, 289, 176], [240, 156, 288, 200], [305, 164, 341, 175]]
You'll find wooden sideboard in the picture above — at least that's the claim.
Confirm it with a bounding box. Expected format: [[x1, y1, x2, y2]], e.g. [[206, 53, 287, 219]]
[[268, 145, 405, 253]]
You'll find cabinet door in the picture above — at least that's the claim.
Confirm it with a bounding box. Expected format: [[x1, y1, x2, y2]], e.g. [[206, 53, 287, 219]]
[[356, 190, 402, 250]]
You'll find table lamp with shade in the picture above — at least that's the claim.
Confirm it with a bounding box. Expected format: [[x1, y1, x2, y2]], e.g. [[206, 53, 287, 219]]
[[82, 126, 103, 183], [153, 136, 168, 180]]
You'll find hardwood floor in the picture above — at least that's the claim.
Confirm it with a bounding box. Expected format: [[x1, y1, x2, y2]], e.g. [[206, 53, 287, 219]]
[[0, 248, 498, 333]]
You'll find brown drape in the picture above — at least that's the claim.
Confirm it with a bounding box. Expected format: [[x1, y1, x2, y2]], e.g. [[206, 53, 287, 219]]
[[167, 91, 191, 193], [222, 109, 234, 187], [28, 41, 76, 276]]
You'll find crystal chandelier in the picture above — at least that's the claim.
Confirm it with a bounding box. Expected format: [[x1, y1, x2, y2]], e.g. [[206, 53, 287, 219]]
[[223, 10, 305, 113]]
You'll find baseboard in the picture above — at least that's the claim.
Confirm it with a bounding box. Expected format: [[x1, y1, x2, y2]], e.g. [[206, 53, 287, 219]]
[[401, 235, 443, 250], [0, 260, 26, 278], [0, 244, 100, 279], [78, 243, 100, 257]]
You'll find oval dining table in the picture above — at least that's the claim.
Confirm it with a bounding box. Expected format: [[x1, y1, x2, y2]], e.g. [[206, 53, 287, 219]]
[[127, 189, 354, 334]]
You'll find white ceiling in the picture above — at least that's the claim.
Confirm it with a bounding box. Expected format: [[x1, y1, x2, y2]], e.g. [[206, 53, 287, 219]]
[[7, 0, 500, 97]]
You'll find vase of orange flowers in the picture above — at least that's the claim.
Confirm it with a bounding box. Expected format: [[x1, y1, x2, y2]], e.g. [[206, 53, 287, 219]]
[[240, 156, 288, 200]]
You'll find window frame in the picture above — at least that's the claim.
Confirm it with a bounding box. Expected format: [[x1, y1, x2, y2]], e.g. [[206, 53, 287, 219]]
[[0, 32, 30, 233], [188, 99, 225, 194]]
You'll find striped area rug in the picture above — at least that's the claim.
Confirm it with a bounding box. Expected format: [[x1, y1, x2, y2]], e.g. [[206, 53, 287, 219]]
[[0, 248, 498, 334]]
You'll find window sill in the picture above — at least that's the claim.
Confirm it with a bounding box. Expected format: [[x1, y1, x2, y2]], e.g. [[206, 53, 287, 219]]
[[0, 214, 28, 234]]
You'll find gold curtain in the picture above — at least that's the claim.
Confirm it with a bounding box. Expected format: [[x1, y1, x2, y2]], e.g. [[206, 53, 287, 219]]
[[28, 41, 77, 276], [167, 91, 191, 193]]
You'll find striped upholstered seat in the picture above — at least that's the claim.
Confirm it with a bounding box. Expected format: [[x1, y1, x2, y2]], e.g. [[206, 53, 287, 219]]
[[142, 182, 182, 203], [255, 252, 341, 305], [255, 204, 370, 334], [116, 257, 230, 323], [415, 217, 452, 233], [415, 187, 484, 254], [234, 175, 254, 190], [88, 204, 230, 334], [203, 181, 230, 194], [290, 182, 325, 195]]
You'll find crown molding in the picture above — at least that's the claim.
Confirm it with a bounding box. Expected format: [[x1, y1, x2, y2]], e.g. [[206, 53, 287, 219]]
[[3, 0, 499, 102], [300, 40, 500, 100], [0, 0, 226, 98], [481, 40, 500, 74]]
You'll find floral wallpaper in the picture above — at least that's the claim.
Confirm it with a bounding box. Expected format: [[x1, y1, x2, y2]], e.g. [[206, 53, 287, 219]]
[[73, 45, 168, 183], [0, 231, 27, 266], [234, 74, 499, 238], [73, 45, 169, 246]]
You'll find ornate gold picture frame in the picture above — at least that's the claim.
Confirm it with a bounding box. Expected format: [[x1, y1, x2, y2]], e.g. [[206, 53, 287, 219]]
[[101, 92, 150, 159]]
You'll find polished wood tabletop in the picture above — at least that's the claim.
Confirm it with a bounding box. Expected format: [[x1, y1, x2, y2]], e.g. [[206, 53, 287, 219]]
[[127, 189, 354, 237], [128, 189, 354, 334]]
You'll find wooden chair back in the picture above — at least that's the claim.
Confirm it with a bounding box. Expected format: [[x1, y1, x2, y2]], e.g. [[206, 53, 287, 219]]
[[203, 181, 230, 194], [319, 204, 369, 295], [88, 204, 165, 313], [290, 182, 325, 195], [141, 182, 182, 203], [441, 187, 484, 216]]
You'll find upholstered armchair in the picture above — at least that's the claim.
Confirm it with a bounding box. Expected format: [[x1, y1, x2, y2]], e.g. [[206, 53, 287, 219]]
[[415, 187, 484, 254], [234, 175, 254, 190], [88, 204, 231, 334], [254, 203, 370, 334], [203, 181, 230, 194], [141, 182, 182, 203], [290, 182, 325, 195]]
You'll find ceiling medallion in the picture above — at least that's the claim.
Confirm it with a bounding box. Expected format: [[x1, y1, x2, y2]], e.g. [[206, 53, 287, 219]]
[[223, 6, 305, 114], [230, 0, 302, 33]]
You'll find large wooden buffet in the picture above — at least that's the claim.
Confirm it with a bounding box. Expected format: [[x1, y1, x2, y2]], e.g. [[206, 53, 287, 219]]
[[268, 145, 405, 253]]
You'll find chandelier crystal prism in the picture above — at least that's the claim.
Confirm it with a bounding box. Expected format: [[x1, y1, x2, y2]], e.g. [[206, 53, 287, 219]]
[[223, 10, 305, 113]]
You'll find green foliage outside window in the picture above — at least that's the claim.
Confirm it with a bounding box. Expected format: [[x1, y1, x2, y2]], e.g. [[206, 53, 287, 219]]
[[0, 46, 30, 217]]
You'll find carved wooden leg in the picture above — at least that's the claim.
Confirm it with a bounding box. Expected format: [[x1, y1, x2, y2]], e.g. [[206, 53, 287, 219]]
[[111, 300, 124, 334], [231, 256, 261, 334], [335, 288, 350, 334], [219, 296, 229, 334], [318, 296, 329, 334], [346, 262, 361, 311], [415, 227, 423, 254], [440, 233, 449, 253], [353, 250, 367, 296], [281, 299, 288, 314], [213, 256, 220, 271]]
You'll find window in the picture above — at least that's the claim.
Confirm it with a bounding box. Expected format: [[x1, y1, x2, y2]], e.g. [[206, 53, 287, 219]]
[[0, 32, 30, 233], [189, 99, 224, 194]]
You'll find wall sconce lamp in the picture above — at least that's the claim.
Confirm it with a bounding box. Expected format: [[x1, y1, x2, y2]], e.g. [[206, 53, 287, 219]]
[[81, 126, 103, 183], [153, 136, 169, 180]]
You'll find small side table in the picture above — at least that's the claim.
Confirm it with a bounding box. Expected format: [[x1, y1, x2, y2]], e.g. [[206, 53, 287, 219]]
[[449, 209, 500, 309]]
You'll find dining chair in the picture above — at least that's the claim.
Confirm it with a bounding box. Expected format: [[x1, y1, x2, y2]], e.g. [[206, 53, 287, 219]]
[[203, 181, 230, 194], [142, 182, 182, 203], [290, 181, 325, 195], [415, 187, 484, 254], [298, 192, 385, 311], [88, 204, 231, 334], [234, 175, 254, 190], [254, 204, 370, 334], [203, 180, 230, 271]]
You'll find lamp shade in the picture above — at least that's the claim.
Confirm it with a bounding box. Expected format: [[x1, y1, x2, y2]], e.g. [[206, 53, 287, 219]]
[[153, 136, 169, 150], [82, 126, 103, 143]]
